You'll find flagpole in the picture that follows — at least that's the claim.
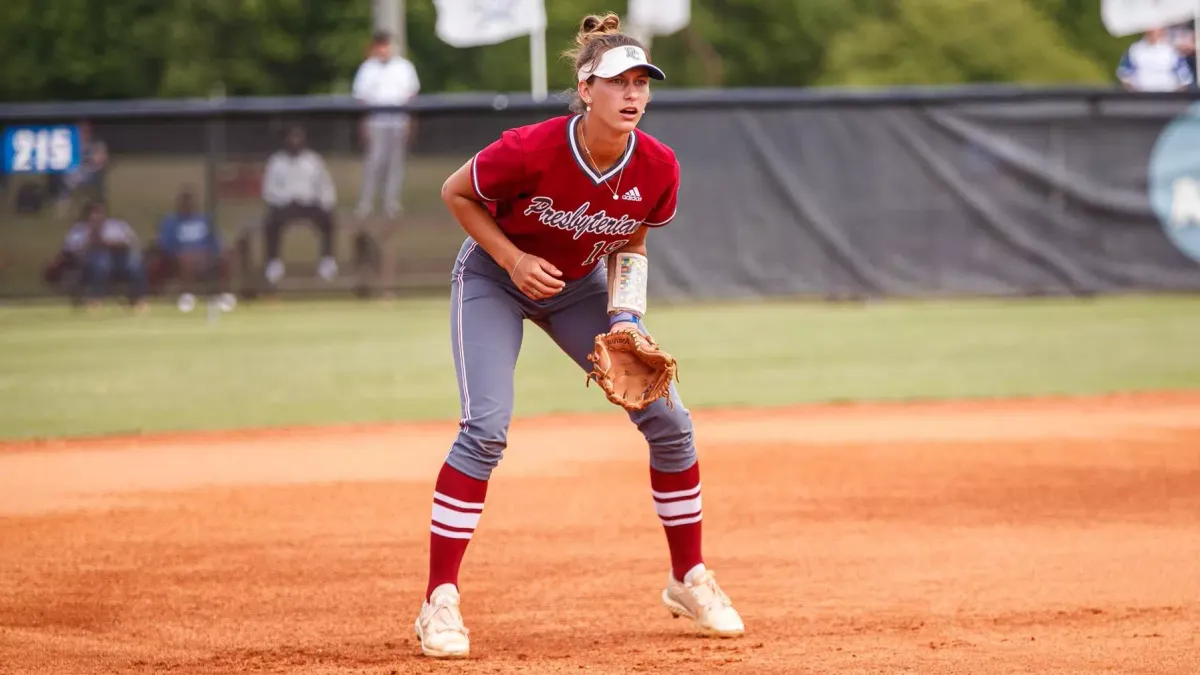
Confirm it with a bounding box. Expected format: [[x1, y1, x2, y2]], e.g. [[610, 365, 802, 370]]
[[530, 25, 547, 102], [373, 0, 405, 55]]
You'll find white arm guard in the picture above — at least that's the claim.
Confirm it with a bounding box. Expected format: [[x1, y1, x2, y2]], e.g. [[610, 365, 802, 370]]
[[608, 252, 649, 316]]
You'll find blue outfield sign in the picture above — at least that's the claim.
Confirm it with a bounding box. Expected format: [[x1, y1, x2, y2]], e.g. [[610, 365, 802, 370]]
[[2, 124, 83, 174]]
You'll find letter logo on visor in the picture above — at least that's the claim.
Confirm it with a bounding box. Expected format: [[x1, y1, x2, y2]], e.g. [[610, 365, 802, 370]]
[[578, 46, 666, 82]]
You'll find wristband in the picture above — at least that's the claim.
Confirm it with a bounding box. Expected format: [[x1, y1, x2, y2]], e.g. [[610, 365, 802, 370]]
[[609, 311, 642, 328], [607, 252, 649, 315]]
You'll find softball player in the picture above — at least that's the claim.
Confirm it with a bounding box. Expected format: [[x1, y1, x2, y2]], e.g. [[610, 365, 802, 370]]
[[413, 13, 744, 659]]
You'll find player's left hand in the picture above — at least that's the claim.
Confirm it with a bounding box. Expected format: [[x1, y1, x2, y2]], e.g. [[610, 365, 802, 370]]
[[586, 329, 678, 411], [610, 320, 639, 334]]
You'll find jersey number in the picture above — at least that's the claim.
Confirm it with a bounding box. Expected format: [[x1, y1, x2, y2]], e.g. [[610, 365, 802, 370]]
[[583, 239, 630, 266]]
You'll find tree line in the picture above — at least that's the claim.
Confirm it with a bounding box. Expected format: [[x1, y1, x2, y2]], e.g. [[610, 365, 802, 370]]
[[0, 0, 1132, 103]]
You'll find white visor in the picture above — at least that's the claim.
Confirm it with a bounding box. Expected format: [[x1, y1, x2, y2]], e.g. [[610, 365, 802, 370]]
[[577, 45, 666, 82]]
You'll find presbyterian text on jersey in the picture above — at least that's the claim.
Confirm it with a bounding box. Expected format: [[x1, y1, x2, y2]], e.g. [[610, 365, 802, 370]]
[[523, 196, 644, 240]]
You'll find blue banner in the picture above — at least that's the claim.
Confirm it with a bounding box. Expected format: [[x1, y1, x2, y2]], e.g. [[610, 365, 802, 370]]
[[2, 124, 83, 174]]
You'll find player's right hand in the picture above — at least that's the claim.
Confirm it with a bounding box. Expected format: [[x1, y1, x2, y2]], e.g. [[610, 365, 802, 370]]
[[509, 253, 565, 300]]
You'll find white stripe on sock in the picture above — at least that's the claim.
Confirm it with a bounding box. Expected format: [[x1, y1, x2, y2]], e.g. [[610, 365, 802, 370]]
[[432, 504, 481, 530], [431, 524, 474, 539], [652, 483, 701, 501], [433, 491, 485, 510], [655, 495, 702, 519]]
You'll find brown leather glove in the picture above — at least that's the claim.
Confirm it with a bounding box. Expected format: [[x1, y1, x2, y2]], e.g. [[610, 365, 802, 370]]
[[586, 329, 678, 411]]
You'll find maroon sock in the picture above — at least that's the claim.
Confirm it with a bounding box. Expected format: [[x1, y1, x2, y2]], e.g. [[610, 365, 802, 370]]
[[650, 462, 704, 583], [426, 463, 488, 600]]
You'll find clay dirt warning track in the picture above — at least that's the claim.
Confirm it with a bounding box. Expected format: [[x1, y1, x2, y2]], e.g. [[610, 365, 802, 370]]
[[1, 393, 1198, 674]]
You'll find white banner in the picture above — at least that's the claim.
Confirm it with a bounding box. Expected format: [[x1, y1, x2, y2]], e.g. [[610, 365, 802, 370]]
[[434, 0, 547, 48], [628, 0, 691, 37], [1101, 0, 1196, 37]]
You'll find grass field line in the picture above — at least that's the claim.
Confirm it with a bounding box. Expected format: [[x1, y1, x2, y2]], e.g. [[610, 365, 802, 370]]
[[2, 295, 1198, 441]]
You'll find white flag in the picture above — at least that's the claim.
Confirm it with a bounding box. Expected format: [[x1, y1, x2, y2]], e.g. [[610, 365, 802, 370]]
[[434, 0, 547, 48], [1101, 0, 1195, 37], [628, 0, 691, 37]]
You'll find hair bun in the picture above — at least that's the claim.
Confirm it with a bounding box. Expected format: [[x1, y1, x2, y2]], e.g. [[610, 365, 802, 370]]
[[576, 12, 621, 47]]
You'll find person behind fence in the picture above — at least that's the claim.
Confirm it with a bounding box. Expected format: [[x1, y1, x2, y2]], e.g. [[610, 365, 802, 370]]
[[61, 199, 148, 311], [48, 119, 109, 216], [1169, 22, 1198, 83], [261, 125, 338, 285], [153, 185, 236, 312], [351, 30, 420, 221], [1117, 26, 1195, 91]]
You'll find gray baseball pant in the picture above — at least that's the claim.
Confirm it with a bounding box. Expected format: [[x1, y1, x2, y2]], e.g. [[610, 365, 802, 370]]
[[357, 116, 409, 217], [445, 237, 697, 481]]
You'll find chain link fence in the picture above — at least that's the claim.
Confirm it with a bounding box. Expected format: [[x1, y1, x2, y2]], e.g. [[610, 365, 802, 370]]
[[2, 87, 1199, 302]]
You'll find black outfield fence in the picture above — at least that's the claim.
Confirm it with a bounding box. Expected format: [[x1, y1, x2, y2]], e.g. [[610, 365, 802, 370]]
[[2, 85, 1199, 301]]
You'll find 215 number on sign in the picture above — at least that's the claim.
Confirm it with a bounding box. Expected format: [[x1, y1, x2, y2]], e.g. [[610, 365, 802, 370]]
[[2, 126, 81, 174]]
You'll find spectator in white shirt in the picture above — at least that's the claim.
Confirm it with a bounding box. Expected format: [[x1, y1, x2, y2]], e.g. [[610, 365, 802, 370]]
[[1117, 28, 1195, 91], [260, 125, 338, 285], [351, 30, 420, 221], [61, 199, 148, 311]]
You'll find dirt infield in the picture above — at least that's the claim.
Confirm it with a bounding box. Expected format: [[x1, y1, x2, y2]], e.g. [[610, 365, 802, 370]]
[[1, 392, 1198, 674]]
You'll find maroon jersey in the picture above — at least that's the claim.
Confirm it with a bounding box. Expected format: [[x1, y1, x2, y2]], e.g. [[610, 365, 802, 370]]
[[470, 114, 680, 281]]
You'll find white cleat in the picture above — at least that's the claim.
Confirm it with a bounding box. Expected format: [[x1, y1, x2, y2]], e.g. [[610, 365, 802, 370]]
[[216, 292, 237, 313], [662, 565, 745, 638], [414, 584, 470, 658], [176, 292, 196, 313]]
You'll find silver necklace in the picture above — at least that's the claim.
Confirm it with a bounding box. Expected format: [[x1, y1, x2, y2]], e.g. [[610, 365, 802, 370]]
[[580, 120, 624, 200]]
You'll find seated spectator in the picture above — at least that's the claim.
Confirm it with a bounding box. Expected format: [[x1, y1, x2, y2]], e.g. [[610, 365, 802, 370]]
[[48, 120, 109, 217], [61, 200, 147, 312], [1118, 27, 1195, 91], [151, 185, 236, 313], [261, 125, 338, 286]]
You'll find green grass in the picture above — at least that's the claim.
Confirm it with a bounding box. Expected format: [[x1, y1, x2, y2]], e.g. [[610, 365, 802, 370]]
[[1, 294, 1198, 441]]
